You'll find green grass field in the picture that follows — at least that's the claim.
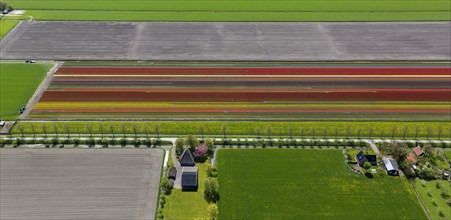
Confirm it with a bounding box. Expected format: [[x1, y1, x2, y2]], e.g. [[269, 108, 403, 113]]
[[0, 63, 52, 120], [7, 0, 450, 21], [163, 163, 209, 219], [413, 179, 451, 220], [0, 20, 19, 39], [11, 121, 451, 140], [217, 149, 427, 219]]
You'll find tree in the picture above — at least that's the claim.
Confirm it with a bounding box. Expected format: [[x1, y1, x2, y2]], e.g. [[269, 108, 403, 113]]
[[99, 124, 104, 139], [185, 135, 199, 152], [391, 143, 407, 163], [204, 137, 214, 154], [363, 161, 371, 172], [288, 126, 293, 140], [204, 177, 219, 203], [64, 124, 70, 140], [110, 125, 115, 139], [132, 124, 138, 139], [368, 128, 373, 139], [175, 137, 185, 155], [206, 165, 218, 178], [256, 127, 261, 139], [221, 124, 227, 140], [154, 124, 160, 139], [30, 124, 36, 139], [18, 125, 24, 138], [199, 125, 205, 140], [267, 126, 271, 139], [86, 123, 92, 138], [144, 125, 149, 139], [0, 1, 13, 12], [391, 127, 397, 140], [423, 144, 434, 156], [53, 124, 59, 138], [208, 204, 219, 220], [121, 124, 126, 138], [41, 123, 47, 139], [193, 145, 208, 162], [437, 127, 443, 140], [160, 177, 173, 195], [402, 126, 408, 140]]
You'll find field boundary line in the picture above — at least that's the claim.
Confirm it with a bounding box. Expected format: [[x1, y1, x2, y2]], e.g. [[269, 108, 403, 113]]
[[20, 62, 62, 119]]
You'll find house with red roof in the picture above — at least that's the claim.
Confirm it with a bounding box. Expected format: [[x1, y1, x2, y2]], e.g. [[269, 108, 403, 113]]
[[413, 146, 424, 157]]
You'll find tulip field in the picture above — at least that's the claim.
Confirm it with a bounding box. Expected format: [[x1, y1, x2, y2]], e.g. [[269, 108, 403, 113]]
[[29, 65, 451, 122]]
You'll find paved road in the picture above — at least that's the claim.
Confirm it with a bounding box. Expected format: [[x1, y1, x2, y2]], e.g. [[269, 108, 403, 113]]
[[1, 21, 449, 61]]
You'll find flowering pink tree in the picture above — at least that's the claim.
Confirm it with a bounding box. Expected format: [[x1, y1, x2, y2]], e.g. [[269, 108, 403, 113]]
[[193, 144, 208, 162]]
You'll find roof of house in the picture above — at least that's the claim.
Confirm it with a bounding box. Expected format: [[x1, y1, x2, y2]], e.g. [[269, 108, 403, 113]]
[[181, 167, 198, 187], [180, 148, 195, 166], [413, 146, 424, 157], [356, 151, 368, 163], [406, 153, 417, 164], [382, 158, 398, 171], [365, 155, 377, 164]]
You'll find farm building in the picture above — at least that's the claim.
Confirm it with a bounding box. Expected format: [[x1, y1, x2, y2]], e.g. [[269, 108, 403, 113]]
[[355, 151, 377, 167], [406, 153, 418, 164], [413, 146, 424, 157], [168, 167, 177, 180], [382, 158, 399, 176], [181, 166, 198, 191], [180, 148, 195, 166]]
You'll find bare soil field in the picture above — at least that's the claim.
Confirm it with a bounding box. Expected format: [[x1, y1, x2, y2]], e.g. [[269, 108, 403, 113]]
[[0, 149, 163, 220], [0, 21, 449, 61]]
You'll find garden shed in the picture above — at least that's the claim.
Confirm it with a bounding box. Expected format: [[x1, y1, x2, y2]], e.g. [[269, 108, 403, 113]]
[[168, 167, 177, 180], [180, 148, 195, 166], [181, 166, 198, 191]]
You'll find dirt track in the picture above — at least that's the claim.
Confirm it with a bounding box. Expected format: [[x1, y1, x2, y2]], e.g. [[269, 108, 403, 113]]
[[1, 21, 449, 61]]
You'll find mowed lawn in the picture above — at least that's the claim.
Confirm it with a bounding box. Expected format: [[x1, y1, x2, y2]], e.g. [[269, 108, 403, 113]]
[[7, 0, 451, 21], [217, 149, 427, 220], [163, 163, 209, 219], [0, 20, 19, 39], [0, 63, 51, 119]]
